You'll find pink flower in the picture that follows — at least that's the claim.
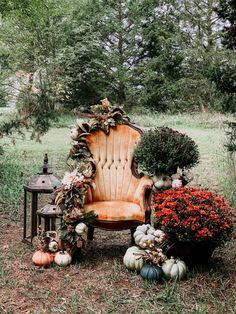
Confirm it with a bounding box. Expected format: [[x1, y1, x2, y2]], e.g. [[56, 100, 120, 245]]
[[62, 169, 84, 188]]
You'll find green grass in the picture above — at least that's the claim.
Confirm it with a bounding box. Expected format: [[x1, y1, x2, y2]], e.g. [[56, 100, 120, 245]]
[[52, 113, 81, 128], [0, 111, 235, 217], [129, 109, 234, 129], [0, 125, 71, 218], [217, 152, 236, 207]]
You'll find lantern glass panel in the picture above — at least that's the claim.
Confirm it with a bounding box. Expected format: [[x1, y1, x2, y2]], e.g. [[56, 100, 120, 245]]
[[38, 216, 62, 233]]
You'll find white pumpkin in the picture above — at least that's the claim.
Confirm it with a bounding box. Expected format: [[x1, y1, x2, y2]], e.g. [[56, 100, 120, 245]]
[[147, 226, 156, 235], [133, 224, 149, 245], [54, 251, 72, 266], [154, 179, 164, 189], [162, 257, 187, 280], [123, 246, 145, 271], [133, 224, 153, 247], [48, 240, 59, 253], [75, 222, 88, 235], [133, 229, 144, 246], [136, 224, 151, 233], [172, 179, 182, 188]]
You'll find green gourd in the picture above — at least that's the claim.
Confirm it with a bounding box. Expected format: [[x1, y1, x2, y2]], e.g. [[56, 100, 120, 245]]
[[140, 264, 164, 282]]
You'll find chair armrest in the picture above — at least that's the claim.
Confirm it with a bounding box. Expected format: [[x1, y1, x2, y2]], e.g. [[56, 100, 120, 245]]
[[133, 176, 153, 212]]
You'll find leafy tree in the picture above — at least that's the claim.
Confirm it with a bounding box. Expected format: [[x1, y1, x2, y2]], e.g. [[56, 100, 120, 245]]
[[176, 0, 221, 49], [218, 0, 236, 49], [62, 0, 187, 111], [0, 0, 71, 139], [136, 0, 187, 111], [0, 0, 235, 120], [62, 0, 148, 109], [204, 50, 236, 112], [61, 1, 110, 109]]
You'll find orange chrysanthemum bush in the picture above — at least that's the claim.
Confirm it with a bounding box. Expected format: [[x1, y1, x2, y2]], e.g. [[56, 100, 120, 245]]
[[152, 187, 235, 247]]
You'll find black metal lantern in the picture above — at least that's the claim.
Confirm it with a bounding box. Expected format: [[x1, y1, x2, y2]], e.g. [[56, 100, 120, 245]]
[[23, 154, 61, 244], [37, 193, 63, 233]]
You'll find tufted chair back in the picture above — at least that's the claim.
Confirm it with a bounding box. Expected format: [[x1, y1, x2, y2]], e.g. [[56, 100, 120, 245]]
[[85, 124, 145, 204]]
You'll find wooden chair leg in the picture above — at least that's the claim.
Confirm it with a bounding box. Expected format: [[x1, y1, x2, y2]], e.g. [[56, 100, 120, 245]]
[[71, 248, 82, 264], [130, 227, 136, 245], [87, 226, 95, 240], [145, 210, 151, 224]]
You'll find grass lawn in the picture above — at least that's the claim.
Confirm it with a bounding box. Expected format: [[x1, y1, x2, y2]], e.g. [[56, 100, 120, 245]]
[[0, 112, 235, 314]]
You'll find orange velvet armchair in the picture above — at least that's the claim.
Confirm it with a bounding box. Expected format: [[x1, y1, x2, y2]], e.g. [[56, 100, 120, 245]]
[[83, 123, 153, 240]]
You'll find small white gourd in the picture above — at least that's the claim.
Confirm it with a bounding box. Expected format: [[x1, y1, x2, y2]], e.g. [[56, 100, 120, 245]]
[[75, 222, 88, 235], [139, 234, 155, 249], [48, 240, 59, 253], [154, 179, 164, 189], [172, 179, 182, 188], [123, 246, 145, 271], [54, 251, 72, 266], [162, 257, 187, 280], [154, 229, 166, 244]]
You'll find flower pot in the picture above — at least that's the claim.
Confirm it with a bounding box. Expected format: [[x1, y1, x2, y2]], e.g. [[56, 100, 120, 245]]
[[166, 240, 216, 267]]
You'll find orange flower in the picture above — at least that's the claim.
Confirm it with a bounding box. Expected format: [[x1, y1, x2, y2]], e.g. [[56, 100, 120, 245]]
[[152, 187, 234, 245]]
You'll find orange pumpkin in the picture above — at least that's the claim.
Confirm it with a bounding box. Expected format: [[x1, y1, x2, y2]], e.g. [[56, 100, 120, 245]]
[[32, 250, 52, 266]]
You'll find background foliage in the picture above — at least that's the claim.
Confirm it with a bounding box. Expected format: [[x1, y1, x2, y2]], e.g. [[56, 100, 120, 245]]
[[0, 0, 235, 117]]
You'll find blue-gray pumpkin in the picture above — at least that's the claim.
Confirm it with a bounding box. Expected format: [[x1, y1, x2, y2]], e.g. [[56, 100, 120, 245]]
[[140, 264, 164, 282]]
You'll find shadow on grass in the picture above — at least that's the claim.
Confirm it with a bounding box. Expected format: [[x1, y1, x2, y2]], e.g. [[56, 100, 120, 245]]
[[80, 242, 128, 267]]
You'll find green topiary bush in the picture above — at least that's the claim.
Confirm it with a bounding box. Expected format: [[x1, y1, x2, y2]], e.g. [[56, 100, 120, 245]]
[[134, 127, 199, 176]]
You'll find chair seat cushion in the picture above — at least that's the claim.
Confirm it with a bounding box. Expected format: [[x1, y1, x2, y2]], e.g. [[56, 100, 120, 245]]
[[83, 201, 145, 222]]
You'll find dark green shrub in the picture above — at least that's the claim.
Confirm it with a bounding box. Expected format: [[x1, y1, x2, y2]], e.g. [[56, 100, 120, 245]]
[[134, 127, 199, 176]]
